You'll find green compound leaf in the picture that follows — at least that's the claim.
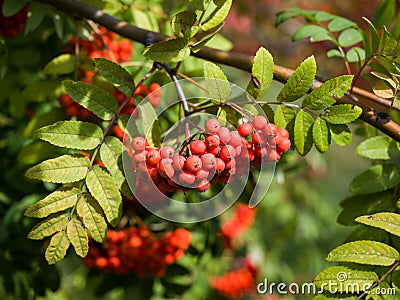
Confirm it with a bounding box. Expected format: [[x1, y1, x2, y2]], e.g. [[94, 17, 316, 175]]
[[303, 75, 353, 110], [43, 54, 75, 75], [293, 25, 333, 42], [25, 155, 90, 183], [27, 212, 69, 240], [294, 109, 314, 155], [171, 11, 198, 38], [247, 47, 274, 100], [314, 266, 378, 293], [274, 106, 296, 129], [143, 37, 190, 63], [77, 193, 107, 243], [323, 104, 362, 124], [67, 214, 89, 258], [94, 58, 134, 97], [86, 165, 122, 227], [355, 136, 398, 160], [204, 61, 231, 103], [350, 164, 400, 195], [201, 0, 232, 31], [326, 240, 400, 266], [25, 187, 80, 218], [338, 28, 363, 47], [100, 136, 125, 189], [34, 121, 103, 150], [277, 55, 316, 102], [63, 80, 119, 121], [356, 212, 400, 237], [330, 124, 352, 146], [313, 117, 330, 153], [45, 231, 70, 265]]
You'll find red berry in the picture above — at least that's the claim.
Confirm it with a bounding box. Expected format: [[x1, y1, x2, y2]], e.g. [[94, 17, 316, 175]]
[[207, 146, 221, 156], [172, 155, 186, 171], [160, 146, 175, 159], [205, 135, 220, 148], [178, 170, 196, 185], [201, 153, 216, 170], [196, 169, 210, 180], [277, 138, 291, 153], [278, 128, 289, 138], [133, 151, 147, 163], [238, 123, 253, 137], [205, 119, 221, 134], [215, 158, 226, 173], [190, 140, 207, 155], [159, 158, 175, 178], [132, 137, 146, 151], [229, 131, 242, 147], [185, 155, 202, 173], [220, 145, 236, 161], [196, 180, 210, 192], [217, 127, 231, 144], [146, 149, 161, 166], [252, 116, 268, 130], [268, 149, 281, 161]]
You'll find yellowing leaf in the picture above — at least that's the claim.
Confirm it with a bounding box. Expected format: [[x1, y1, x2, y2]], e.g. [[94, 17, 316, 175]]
[[45, 231, 70, 265]]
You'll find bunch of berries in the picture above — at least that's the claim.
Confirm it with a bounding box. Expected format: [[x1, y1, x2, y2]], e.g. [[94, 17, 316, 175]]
[[83, 226, 191, 277], [210, 258, 258, 299], [69, 27, 133, 63], [0, 0, 28, 38], [130, 116, 291, 196]]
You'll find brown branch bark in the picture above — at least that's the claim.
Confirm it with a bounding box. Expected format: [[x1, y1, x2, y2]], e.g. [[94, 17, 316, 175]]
[[37, 0, 400, 142]]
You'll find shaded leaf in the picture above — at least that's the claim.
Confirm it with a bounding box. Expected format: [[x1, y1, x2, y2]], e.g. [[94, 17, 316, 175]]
[[350, 164, 400, 195], [313, 117, 330, 153], [201, 0, 232, 31], [100, 136, 125, 189], [143, 37, 190, 63], [373, 0, 396, 28], [63, 80, 119, 121], [330, 124, 352, 146], [25, 155, 90, 183], [204, 61, 231, 103], [327, 49, 343, 58], [27, 212, 69, 240], [363, 18, 380, 54], [25, 187, 80, 218], [77, 193, 107, 243], [277, 55, 316, 102], [303, 75, 353, 110], [293, 25, 333, 42], [326, 240, 399, 266], [45, 231, 70, 265], [294, 109, 314, 155], [191, 23, 224, 53], [346, 47, 365, 63], [328, 17, 356, 32], [86, 165, 122, 227], [355, 136, 395, 160], [356, 212, 400, 237], [171, 11, 198, 38], [2, 0, 28, 17], [94, 58, 134, 97], [43, 54, 75, 75], [373, 81, 395, 99], [338, 28, 363, 47], [67, 214, 89, 258], [34, 121, 103, 150], [323, 104, 362, 124], [274, 106, 296, 129]]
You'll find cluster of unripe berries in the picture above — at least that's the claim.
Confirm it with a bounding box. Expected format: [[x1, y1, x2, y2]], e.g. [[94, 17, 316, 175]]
[[68, 27, 133, 63], [130, 116, 291, 195], [83, 226, 191, 277], [0, 0, 28, 38]]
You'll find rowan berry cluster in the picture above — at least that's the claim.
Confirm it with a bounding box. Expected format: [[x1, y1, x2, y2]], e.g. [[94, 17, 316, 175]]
[[130, 116, 290, 196], [69, 27, 133, 63], [0, 0, 28, 38], [83, 226, 191, 277], [210, 258, 258, 299]]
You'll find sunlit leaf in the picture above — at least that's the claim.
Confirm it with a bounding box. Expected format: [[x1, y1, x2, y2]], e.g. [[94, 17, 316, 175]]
[[27, 212, 69, 240], [204, 61, 231, 103], [43, 54, 75, 75], [294, 109, 314, 155], [356, 212, 400, 237], [67, 214, 89, 258], [143, 37, 190, 63], [274, 106, 296, 129], [322, 104, 362, 124], [247, 47, 274, 100], [312, 117, 330, 153], [45, 230, 70, 265], [201, 0, 232, 31]]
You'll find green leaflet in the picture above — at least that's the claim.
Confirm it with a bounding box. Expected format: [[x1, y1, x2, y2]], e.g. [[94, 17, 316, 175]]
[[350, 164, 400, 195], [326, 240, 399, 266], [312, 117, 330, 153], [246, 47, 274, 100], [25, 155, 90, 183], [204, 61, 231, 103], [24, 187, 80, 218], [363, 18, 380, 54], [292, 25, 333, 42], [77, 193, 107, 243], [294, 109, 314, 155], [43, 54, 75, 75], [67, 214, 89, 258], [63, 80, 119, 121], [338, 28, 363, 47], [27, 212, 69, 240], [328, 16, 356, 32], [303, 75, 353, 110], [99, 136, 125, 189], [330, 124, 352, 146], [356, 212, 400, 237], [34, 121, 103, 150], [201, 0, 232, 31], [94, 58, 134, 97], [323, 104, 362, 124], [86, 165, 122, 227], [191, 23, 224, 53], [277, 55, 316, 102], [274, 106, 296, 129], [355, 136, 398, 160], [2, 0, 29, 17], [314, 266, 378, 293], [45, 231, 70, 265], [143, 37, 190, 63], [171, 11, 198, 38]]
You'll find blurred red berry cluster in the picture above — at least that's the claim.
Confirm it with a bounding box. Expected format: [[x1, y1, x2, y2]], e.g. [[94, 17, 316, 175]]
[[210, 258, 258, 299], [83, 226, 191, 277], [0, 0, 28, 38]]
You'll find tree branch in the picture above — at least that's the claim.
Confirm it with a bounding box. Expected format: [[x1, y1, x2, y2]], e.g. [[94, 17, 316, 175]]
[[36, 0, 400, 142]]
